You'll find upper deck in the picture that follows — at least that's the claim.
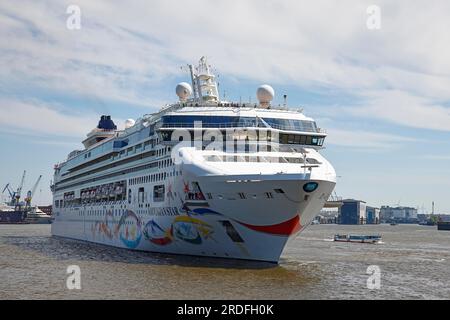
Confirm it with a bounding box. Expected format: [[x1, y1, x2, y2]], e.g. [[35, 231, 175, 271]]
[[53, 57, 328, 183], [160, 105, 323, 133]]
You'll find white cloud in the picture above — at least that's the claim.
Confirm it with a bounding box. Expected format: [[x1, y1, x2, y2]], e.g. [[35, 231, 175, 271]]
[[325, 127, 416, 149], [420, 155, 450, 161], [1, 0, 450, 211], [0, 0, 450, 134], [347, 90, 450, 132], [0, 98, 97, 137]]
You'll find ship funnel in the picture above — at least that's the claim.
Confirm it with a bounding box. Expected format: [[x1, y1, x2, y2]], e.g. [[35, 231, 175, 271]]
[[97, 115, 117, 130]]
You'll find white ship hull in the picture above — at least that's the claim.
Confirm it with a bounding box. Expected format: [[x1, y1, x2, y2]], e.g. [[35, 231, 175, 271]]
[[51, 57, 337, 264], [52, 175, 335, 263]]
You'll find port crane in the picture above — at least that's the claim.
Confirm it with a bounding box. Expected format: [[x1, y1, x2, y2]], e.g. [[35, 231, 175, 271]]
[[15, 170, 26, 205], [2, 183, 17, 205], [25, 175, 42, 209]]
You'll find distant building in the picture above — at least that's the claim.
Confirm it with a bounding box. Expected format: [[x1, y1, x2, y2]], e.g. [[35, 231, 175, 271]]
[[380, 206, 418, 223], [316, 209, 338, 224], [338, 199, 367, 224], [366, 206, 380, 224], [438, 214, 450, 222]]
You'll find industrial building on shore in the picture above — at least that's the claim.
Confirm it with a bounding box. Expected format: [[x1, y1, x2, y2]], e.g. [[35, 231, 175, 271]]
[[315, 196, 426, 225], [336, 200, 420, 225], [337, 199, 380, 225], [379, 206, 418, 223]]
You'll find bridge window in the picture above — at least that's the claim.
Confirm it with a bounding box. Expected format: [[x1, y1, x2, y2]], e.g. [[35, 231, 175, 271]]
[[279, 134, 324, 146]]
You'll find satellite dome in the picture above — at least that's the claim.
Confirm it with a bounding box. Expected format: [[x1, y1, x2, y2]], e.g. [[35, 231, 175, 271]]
[[124, 119, 135, 129], [176, 82, 192, 101], [257, 85, 275, 107]]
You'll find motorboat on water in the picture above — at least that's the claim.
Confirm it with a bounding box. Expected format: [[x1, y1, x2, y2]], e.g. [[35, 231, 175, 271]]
[[334, 234, 382, 244], [25, 206, 53, 224]]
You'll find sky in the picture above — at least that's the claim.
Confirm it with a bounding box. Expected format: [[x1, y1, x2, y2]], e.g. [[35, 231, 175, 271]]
[[0, 0, 449, 213]]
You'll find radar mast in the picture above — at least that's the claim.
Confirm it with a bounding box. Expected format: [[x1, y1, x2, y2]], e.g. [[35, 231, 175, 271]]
[[187, 56, 219, 103]]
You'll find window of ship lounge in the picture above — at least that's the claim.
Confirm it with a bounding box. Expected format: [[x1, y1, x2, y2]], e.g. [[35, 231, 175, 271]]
[[161, 115, 317, 132]]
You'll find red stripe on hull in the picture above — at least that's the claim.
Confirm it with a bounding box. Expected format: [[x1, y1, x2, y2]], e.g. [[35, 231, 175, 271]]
[[237, 215, 302, 236]]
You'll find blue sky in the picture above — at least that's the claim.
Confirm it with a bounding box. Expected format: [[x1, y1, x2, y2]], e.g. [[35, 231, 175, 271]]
[[1, 0, 449, 213]]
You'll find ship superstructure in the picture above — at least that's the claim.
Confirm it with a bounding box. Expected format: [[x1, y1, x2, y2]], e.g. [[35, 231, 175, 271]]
[[51, 57, 336, 263]]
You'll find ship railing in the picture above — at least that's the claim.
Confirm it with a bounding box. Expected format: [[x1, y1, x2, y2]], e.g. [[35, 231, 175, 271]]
[[166, 101, 305, 112]]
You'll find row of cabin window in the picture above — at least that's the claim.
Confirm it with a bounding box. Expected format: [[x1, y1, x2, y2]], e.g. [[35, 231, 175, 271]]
[[129, 169, 179, 187], [57, 194, 128, 208], [55, 179, 128, 208], [75, 141, 165, 175], [54, 160, 161, 194], [56, 153, 160, 190], [56, 188, 283, 209], [118, 144, 169, 158], [206, 190, 283, 200]]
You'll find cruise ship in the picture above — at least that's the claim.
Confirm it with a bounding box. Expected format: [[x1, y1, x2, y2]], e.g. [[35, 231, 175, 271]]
[[51, 57, 336, 263]]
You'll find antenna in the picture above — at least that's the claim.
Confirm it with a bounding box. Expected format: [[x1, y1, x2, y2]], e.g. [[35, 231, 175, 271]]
[[217, 82, 220, 101], [187, 64, 198, 100], [216, 74, 221, 102]]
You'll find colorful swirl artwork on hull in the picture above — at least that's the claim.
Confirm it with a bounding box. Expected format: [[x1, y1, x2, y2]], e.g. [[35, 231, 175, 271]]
[[143, 220, 173, 246], [143, 216, 214, 246], [118, 210, 142, 248], [91, 210, 142, 249], [89, 180, 302, 252]]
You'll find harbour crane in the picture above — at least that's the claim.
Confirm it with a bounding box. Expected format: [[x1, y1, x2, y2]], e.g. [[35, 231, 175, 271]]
[[2, 183, 17, 205], [15, 170, 26, 204], [2, 183, 13, 198], [25, 175, 42, 208]]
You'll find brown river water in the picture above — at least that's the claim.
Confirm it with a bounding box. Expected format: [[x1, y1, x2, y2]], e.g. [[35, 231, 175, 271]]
[[0, 224, 449, 299]]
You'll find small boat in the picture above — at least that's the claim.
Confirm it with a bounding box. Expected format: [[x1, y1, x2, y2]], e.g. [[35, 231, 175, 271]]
[[24, 206, 53, 224], [334, 234, 382, 244]]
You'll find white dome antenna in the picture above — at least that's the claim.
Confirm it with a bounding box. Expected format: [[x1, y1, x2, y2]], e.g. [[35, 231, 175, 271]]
[[124, 119, 135, 129], [176, 82, 192, 101], [257, 84, 275, 108]]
